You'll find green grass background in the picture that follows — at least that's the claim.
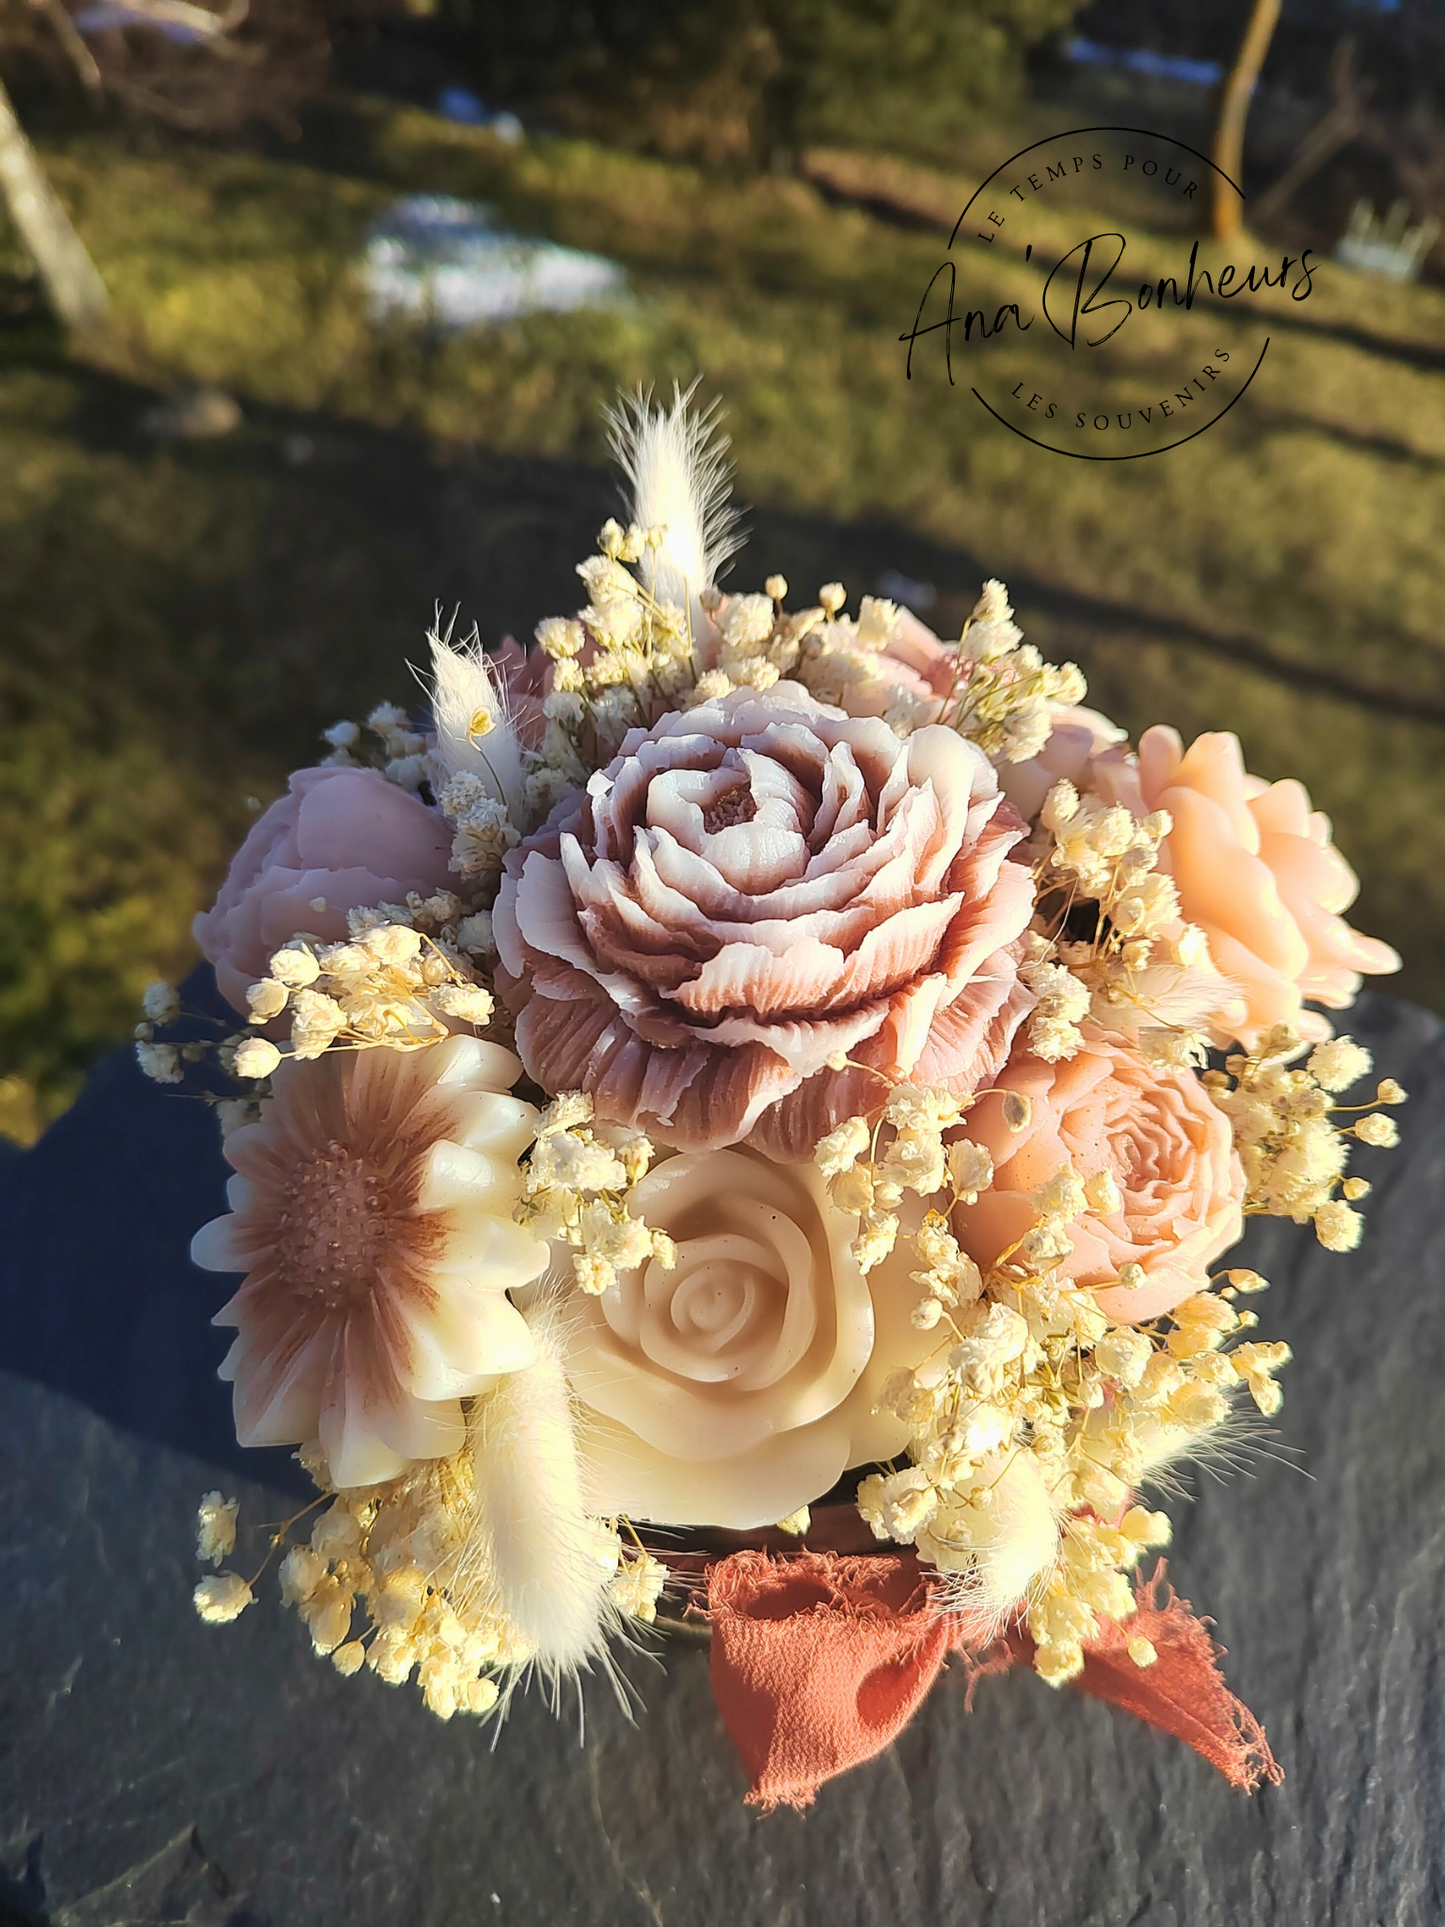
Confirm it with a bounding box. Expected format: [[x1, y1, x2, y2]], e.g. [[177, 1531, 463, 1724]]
[[2, 93, 1442, 1138]]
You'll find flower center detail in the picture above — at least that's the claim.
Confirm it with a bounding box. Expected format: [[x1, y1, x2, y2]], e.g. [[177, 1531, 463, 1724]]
[[700, 781, 758, 834], [273, 1138, 434, 1312]]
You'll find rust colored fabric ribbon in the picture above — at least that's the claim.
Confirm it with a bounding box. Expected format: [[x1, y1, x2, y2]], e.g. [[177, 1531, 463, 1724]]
[[706, 1551, 1281, 1812]]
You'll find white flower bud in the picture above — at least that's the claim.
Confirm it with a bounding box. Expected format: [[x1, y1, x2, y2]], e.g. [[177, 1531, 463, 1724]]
[[234, 1036, 283, 1080], [246, 978, 290, 1022], [193, 1573, 254, 1624], [270, 947, 321, 988]]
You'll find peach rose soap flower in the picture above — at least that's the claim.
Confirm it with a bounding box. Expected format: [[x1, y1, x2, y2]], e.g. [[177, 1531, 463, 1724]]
[[156, 385, 1405, 1797]]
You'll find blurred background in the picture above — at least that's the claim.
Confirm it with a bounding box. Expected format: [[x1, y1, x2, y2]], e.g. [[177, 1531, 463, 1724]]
[[0, 0, 1441, 1143]]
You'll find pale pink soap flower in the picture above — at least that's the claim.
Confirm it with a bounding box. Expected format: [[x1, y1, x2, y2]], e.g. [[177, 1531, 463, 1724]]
[[493, 683, 1036, 1160], [1094, 728, 1400, 1044], [996, 704, 1128, 821], [195, 766, 455, 1013], [952, 1034, 1245, 1324], [558, 1147, 934, 1529], [845, 606, 962, 719], [190, 1037, 549, 1488], [489, 636, 549, 750]]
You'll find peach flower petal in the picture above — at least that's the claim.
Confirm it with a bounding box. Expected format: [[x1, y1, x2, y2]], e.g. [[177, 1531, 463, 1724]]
[[952, 1033, 1245, 1324], [1091, 727, 1398, 1046]]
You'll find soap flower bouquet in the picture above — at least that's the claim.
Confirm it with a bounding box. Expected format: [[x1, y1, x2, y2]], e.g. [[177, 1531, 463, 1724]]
[[149, 388, 1405, 1809]]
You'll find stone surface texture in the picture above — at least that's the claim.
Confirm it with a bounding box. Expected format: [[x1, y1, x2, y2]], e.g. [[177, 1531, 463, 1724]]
[[1, 984, 1442, 1926]]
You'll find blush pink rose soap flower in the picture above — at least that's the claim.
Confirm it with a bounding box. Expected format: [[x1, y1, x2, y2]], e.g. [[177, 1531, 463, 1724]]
[[1093, 728, 1400, 1045], [195, 765, 456, 1012], [493, 682, 1036, 1160], [952, 1034, 1245, 1324]]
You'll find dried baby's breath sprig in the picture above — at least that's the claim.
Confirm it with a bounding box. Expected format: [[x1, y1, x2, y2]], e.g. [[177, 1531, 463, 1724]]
[[941, 581, 1086, 764], [196, 1491, 239, 1566], [857, 1147, 1291, 1685], [435, 770, 520, 888], [137, 888, 496, 1098], [134, 997, 220, 1085], [783, 593, 900, 718], [193, 1441, 664, 1721], [607, 1545, 668, 1622], [237, 918, 495, 1069], [1206, 1025, 1405, 1248], [1029, 779, 1234, 1061], [317, 702, 430, 788], [142, 981, 181, 1025], [814, 1076, 973, 1274], [516, 1090, 671, 1295], [193, 1572, 255, 1624], [522, 521, 700, 810]]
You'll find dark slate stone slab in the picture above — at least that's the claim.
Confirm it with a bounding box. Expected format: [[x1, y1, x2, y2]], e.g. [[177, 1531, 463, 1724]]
[[2, 984, 1443, 1927]]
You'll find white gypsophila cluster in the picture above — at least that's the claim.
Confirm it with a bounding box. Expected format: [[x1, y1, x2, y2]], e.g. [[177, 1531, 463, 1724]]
[[942, 582, 1086, 763], [524, 519, 699, 819], [434, 770, 520, 886], [195, 1492, 239, 1566], [190, 1446, 666, 1721], [850, 1128, 1293, 1686], [316, 702, 431, 792], [134, 983, 208, 1087], [136, 894, 498, 1094], [816, 1080, 976, 1274], [237, 911, 490, 1071], [1034, 779, 1232, 1066], [678, 583, 937, 736], [515, 1090, 675, 1295], [1205, 1027, 1405, 1250]]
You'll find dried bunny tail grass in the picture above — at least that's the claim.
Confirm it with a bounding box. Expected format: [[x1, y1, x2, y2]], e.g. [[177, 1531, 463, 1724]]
[[605, 379, 742, 617], [463, 1297, 620, 1694], [1134, 1402, 1308, 1501], [425, 610, 526, 817], [932, 1452, 1062, 1639]]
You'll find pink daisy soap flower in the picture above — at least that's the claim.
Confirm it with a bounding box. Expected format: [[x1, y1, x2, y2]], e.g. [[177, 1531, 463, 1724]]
[[1094, 728, 1400, 1045], [194, 766, 456, 1014], [952, 1034, 1245, 1324], [190, 1037, 549, 1488], [493, 683, 1036, 1160]]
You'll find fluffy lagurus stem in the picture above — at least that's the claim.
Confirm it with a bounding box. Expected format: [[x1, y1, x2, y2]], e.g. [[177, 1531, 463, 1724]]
[[466, 1301, 616, 1678], [427, 617, 527, 819], [605, 380, 741, 628]]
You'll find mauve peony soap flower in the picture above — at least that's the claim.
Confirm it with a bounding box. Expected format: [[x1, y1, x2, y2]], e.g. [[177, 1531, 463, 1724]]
[[493, 683, 1035, 1160], [560, 1147, 931, 1529], [952, 1034, 1245, 1324], [190, 1037, 549, 1487], [1094, 728, 1400, 1045], [194, 766, 456, 1013]]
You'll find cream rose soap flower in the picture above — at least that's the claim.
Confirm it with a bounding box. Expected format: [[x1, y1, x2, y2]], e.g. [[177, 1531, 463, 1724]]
[[191, 1036, 549, 1487], [556, 1146, 932, 1529]]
